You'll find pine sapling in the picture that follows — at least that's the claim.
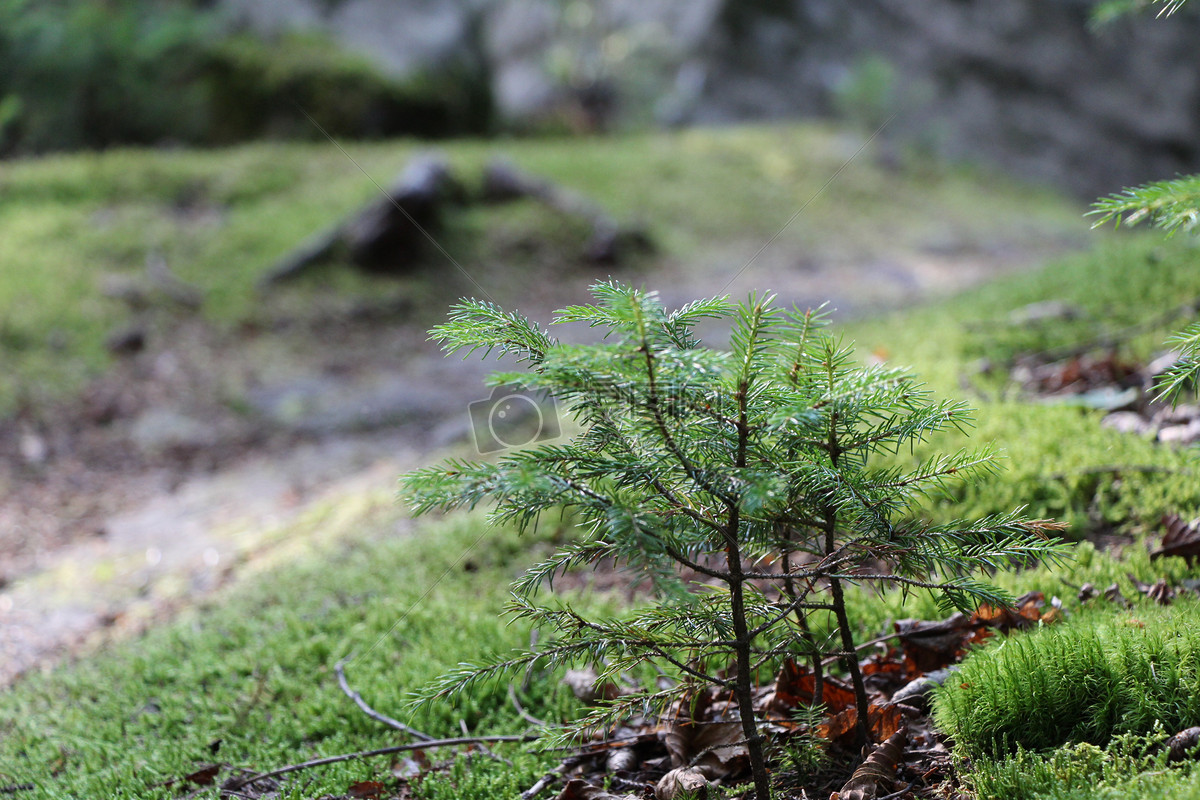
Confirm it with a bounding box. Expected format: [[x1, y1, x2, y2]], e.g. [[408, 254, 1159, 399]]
[[401, 283, 1067, 799]]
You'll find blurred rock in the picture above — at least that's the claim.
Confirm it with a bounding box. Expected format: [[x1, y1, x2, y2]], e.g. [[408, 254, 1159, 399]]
[[1159, 420, 1200, 445], [1101, 411, 1151, 436], [130, 409, 215, 455], [219, 0, 1200, 197], [259, 153, 456, 284], [219, 0, 482, 79], [105, 325, 147, 356], [18, 428, 48, 466]]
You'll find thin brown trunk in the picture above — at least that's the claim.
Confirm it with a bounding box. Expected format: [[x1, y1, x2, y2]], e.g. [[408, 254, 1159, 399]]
[[824, 413, 870, 747], [727, 536, 772, 800], [829, 575, 872, 748], [728, 374, 771, 800]]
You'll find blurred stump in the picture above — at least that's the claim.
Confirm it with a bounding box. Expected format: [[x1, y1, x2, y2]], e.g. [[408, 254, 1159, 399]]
[[482, 159, 653, 264], [260, 152, 653, 287], [259, 153, 456, 286]]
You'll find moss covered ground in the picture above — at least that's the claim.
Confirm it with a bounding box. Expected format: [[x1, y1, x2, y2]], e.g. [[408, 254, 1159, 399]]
[[3, 124, 1200, 797], [0, 124, 1078, 415]]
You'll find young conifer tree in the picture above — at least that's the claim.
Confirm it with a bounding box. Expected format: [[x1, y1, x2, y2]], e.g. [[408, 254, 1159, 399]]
[[401, 283, 1065, 800]]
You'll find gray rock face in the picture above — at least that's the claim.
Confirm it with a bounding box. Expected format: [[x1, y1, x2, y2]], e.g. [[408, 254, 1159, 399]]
[[219, 0, 1200, 196], [220, 0, 486, 77], [695, 0, 1200, 196]]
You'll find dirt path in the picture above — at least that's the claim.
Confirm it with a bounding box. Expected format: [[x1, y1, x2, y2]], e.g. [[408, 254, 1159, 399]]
[[0, 242, 1076, 685]]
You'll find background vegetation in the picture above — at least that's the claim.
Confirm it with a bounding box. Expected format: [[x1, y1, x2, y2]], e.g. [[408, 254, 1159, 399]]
[[0, 0, 492, 156]]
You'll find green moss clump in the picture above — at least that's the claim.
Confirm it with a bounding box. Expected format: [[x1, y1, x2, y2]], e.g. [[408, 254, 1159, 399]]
[[934, 601, 1200, 758], [964, 733, 1200, 800], [200, 33, 493, 143]]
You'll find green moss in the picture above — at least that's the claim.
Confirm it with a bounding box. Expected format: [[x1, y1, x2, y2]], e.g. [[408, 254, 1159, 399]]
[[963, 733, 1200, 800], [0, 124, 1084, 416], [0, 510, 571, 798], [0, 1, 492, 154], [845, 234, 1200, 538], [933, 600, 1200, 758]]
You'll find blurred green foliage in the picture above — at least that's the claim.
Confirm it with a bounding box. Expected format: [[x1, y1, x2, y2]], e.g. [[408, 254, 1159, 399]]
[[0, 0, 216, 152], [0, 0, 493, 155]]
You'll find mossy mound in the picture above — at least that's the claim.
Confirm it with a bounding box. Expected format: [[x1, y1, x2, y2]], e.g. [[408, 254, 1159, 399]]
[[934, 601, 1200, 758]]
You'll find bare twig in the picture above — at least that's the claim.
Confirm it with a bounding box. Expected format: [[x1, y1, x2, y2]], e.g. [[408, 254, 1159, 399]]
[[335, 658, 433, 741], [878, 781, 917, 800], [461, 719, 511, 765], [819, 628, 905, 666], [521, 770, 562, 800], [520, 755, 587, 800], [508, 683, 549, 727], [228, 734, 539, 790]]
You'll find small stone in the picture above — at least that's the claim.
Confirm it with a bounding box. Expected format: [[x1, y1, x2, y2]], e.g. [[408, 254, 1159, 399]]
[[1101, 411, 1150, 435], [1154, 404, 1200, 426], [1007, 300, 1083, 325], [105, 325, 146, 356], [1146, 350, 1183, 378], [562, 668, 620, 705], [18, 429, 48, 465], [1159, 420, 1200, 445], [129, 409, 214, 455], [891, 667, 954, 710]]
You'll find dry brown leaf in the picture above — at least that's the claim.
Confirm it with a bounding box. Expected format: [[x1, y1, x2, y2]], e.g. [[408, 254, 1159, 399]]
[[860, 653, 906, 681], [689, 721, 747, 775], [765, 660, 860, 715], [1128, 574, 1176, 605], [662, 690, 747, 778], [831, 724, 908, 800], [347, 780, 386, 799], [1104, 582, 1132, 608], [555, 778, 639, 800], [974, 591, 1045, 633], [895, 614, 974, 674], [1166, 727, 1200, 762], [898, 592, 1060, 674], [1153, 514, 1200, 566], [655, 767, 711, 800], [183, 765, 220, 787], [820, 703, 903, 747]]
